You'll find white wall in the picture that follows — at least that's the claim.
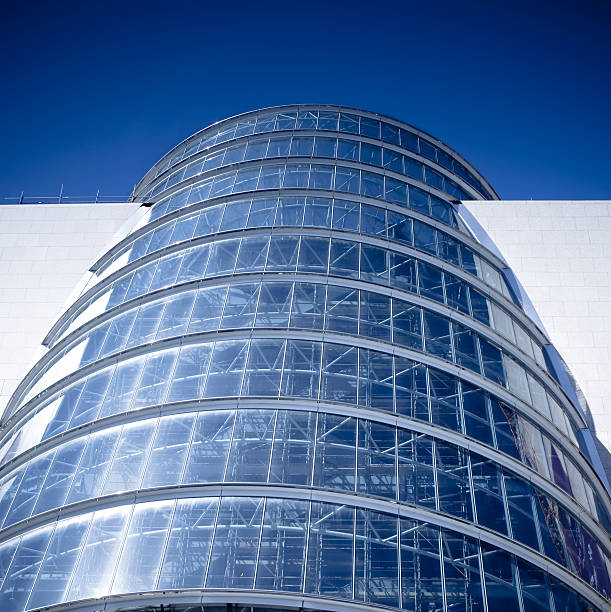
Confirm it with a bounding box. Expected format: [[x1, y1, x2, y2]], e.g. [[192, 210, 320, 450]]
[[0, 203, 141, 417], [463, 200, 611, 467]]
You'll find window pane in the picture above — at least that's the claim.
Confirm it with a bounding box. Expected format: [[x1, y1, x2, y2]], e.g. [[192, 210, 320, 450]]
[[27, 516, 89, 609], [306, 503, 354, 596], [141, 414, 195, 487], [67, 507, 129, 600], [183, 410, 234, 483], [269, 411, 316, 485], [158, 498, 218, 589], [206, 497, 264, 588], [226, 410, 275, 482], [256, 498, 308, 591], [112, 500, 173, 593]]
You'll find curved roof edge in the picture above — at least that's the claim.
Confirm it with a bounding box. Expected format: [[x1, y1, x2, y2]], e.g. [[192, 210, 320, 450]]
[[132, 103, 500, 201]]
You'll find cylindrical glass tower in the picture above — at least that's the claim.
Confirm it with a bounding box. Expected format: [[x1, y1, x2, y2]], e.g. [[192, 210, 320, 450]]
[[0, 105, 610, 612]]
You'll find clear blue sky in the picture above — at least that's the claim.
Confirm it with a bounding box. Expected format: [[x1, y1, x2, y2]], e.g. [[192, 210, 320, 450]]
[[1, 0, 610, 202]]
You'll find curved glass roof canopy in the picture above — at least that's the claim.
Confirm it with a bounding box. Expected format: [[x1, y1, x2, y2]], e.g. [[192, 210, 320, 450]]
[[0, 105, 609, 612]]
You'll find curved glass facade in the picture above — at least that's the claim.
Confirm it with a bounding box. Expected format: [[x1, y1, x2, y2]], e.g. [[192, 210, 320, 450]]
[[0, 105, 610, 612]]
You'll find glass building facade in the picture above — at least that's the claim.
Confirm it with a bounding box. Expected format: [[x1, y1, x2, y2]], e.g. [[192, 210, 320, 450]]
[[0, 105, 610, 612]]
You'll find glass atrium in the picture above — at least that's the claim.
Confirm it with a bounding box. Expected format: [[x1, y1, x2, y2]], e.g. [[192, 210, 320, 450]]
[[0, 105, 609, 611]]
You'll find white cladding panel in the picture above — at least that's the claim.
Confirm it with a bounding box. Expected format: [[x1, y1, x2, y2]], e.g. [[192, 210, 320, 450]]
[[463, 200, 611, 462], [0, 203, 141, 417]]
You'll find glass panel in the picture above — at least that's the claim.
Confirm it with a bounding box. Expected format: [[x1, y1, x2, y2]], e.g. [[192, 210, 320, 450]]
[[206, 497, 264, 589], [461, 382, 493, 446], [205, 239, 239, 277], [167, 344, 212, 402], [70, 369, 112, 427], [360, 117, 380, 139], [361, 204, 386, 237], [355, 508, 399, 607], [303, 197, 332, 227], [442, 531, 485, 612], [298, 237, 329, 273], [112, 500, 173, 593], [436, 441, 473, 520], [220, 284, 260, 329], [361, 171, 384, 198], [413, 220, 437, 255], [102, 420, 156, 494], [183, 410, 235, 484], [132, 349, 176, 408], [219, 200, 249, 231], [314, 136, 336, 158], [358, 349, 394, 411], [225, 410, 275, 482], [397, 431, 435, 508], [360, 291, 391, 341], [189, 286, 227, 333], [289, 136, 314, 157], [26, 516, 89, 609], [269, 410, 316, 486], [423, 311, 452, 361], [306, 503, 354, 597], [504, 474, 540, 549], [321, 344, 357, 404], [248, 197, 277, 227], [471, 457, 508, 534], [329, 239, 359, 279], [255, 283, 292, 327], [33, 440, 85, 514], [67, 506, 129, 600], [481, 543, 521, 609], [156, 292, 195, 339], [385, 176, 407, 205], [204, 340, 248, 397], [318, 111, 339, 131], [429, 369, 461, 431], [335, 166, 360, 193], [258, 164, 284, 189], [392, 300, 422, 350], [65, 428, 119, 504], [157, 497, 218, 589], [453, 325, 481, 373], [381, 122, 400, 145], [256, 498, 308, 591], [444, 274, 470, 315], [0, 527, 53, 610], [394, 358, 429, 421], [275, 112, 297, 131], [314, 413, 356, 491], [275, 197, 305, 226], [418, 261, 444, 302], [339, 112, 359, 134], [241, 339, 285, 397], [267, 136, 290, 157], [361, 142, 382, 166], [332, 200, 360, 232], [390, 253, 417, 293], [325, 286, 359, 335], [126, 301, 164, 347], [281, 340, 321, 399], [235, 236, 270, 274], [141, 414, 195, 487], [357, 420, 396, 499], [266, 236, 299, 271], [283, 163, 309, 188], [360, 244, 388, 283], [400, 521, 442, 610], [4, 453, 53, 525]]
